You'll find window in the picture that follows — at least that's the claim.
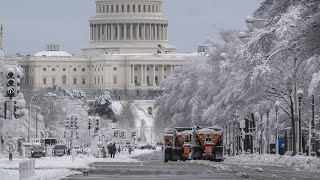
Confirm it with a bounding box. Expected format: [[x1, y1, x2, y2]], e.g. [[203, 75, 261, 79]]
[[155, 76, 158, 84], [113, 67, 117, 71], [98, 77, 100, 84], [52, 68, 55, 71], [147, 76, 150, 84], [62, 75, 66, 84], [122, 5, 124, 12], [148, 5, 151, 12], [138, 5, 141, 12], [52, 78, 55, 85], [73, 78, 77, 85], [143, 5, 146, 12], [98, 67, 100, 71], [73, 68, 77, 71], [164, 68, 167, 71], [152, 5, 154, 12], [82, 68, 85, 72], [116, 5, 119, 12], [63, 68, 66, 71], [134, 76, 137, 84], [148, 107, 153, 115], [107, 5, 109, 13], [113, 76, 117, 84], [147, 67, 149, 71], [133, 5, 136, 12], [82, 78, 86, 85], [43, 78, 47, 85], [127, 5, 130, 12], [134, 67, 137, 71], [95, 77, 96, 84], [111, 5, 114, 13], [155, 67, 158, 71], [43, 68, 46, 71]]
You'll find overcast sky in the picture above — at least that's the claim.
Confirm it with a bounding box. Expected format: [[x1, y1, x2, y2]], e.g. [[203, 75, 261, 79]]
[[0, 0, 262, 55]]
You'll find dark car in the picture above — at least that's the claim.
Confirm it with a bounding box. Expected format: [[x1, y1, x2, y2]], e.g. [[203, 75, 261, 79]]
[[31, 144, 46, 158], [53, 144, 67, 156]]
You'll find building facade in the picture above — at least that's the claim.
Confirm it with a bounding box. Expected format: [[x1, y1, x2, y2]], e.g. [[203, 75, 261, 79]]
[[16, 0, 188, 99]]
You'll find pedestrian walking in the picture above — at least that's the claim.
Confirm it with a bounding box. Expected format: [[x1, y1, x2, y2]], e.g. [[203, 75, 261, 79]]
[[107, 143, 112, 158], [112, 143, 117, 158]]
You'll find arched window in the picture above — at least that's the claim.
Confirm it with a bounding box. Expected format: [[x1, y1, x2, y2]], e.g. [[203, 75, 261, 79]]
[[98, 77, 100, 84], [148, 107, 153, 115], [62, 75, 66, 85], [143, 5, 146, 12], [127, 5, 130, 12]]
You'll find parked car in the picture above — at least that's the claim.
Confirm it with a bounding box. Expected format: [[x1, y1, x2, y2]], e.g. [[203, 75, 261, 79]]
[[31, 144, 46, 158], [53, 144, 67, 156], [73, 145, 81, 154]]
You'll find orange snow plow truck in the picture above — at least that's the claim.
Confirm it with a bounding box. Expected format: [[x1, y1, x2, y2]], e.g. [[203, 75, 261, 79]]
[[164, 126, 223, 162], [192, 127, 223, 161]]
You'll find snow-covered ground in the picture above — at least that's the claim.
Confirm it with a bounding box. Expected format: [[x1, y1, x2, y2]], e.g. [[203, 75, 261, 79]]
[[224, 154, 320, 172], [0, 149, 156, 180]]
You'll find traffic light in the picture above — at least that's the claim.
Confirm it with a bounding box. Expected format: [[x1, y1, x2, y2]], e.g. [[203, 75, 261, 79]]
[[114, 131, 118, 137], [95, 117, 100, 131], [5, 67, 16, 98], [0, 100, 6, 118], [13, 99, 26, 119], [132, 131, 136, 137], [16, 69, 21, 95], [65, 117, 70, 129], [88, 117, 92, 130]]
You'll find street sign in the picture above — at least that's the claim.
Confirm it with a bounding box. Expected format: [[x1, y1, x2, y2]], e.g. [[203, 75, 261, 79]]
[[5, 140, 17, 153]]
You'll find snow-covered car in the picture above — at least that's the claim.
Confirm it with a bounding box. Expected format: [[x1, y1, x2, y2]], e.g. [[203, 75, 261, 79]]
[[31, 144, 46, 158], [73, 145, 81, 154], [53, 144, 67, 156]]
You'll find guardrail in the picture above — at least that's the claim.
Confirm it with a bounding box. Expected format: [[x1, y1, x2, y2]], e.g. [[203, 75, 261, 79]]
[[19, 159, 35, 180]]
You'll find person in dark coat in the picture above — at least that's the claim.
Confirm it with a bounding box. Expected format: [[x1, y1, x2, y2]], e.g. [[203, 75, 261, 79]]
[[107, 143, 112, 158], [112, 143, 117, 158]]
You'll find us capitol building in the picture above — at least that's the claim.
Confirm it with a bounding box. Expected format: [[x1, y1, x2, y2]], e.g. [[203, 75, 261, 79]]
[[11, 0, 190, 98]]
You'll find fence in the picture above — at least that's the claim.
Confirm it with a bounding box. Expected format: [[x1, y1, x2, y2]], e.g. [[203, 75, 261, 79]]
[[19, 159, 35, 180]]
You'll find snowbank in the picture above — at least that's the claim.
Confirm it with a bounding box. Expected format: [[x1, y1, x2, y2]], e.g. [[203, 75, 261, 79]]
[[225, 154, 320, 172], [0, 149, 156, 180]]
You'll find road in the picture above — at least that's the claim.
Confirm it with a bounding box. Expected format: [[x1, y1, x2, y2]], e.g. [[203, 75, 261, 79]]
[[62, 151, 320, 180]]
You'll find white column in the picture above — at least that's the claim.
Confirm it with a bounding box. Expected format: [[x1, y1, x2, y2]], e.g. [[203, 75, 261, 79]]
[[117, 24, 120, 40], [100, 25, 103, 41], [133, 65, 135, 85], [130, 24, 133, 40], [136, 24, 140, 40], [142, 24, 146, 40], [90, 25, 93, 41], [96, 25, 99, 41], [111, 24, 114, 40], [170, 65, 173, 75], [150, 24, 153, 40], [131, 65, 134, 84], [153, 65, 156, 86], [155, 24, 158, 40], [124, 24, 127, 40], [143, 65, 147, 86]]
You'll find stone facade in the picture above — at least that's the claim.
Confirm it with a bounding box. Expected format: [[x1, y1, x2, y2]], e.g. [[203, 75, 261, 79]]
[[16, 0, 188, 99]]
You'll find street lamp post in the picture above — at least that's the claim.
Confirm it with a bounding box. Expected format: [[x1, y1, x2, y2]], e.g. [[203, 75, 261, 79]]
[[274, 100, 280, 155], [266, 108, 270, 154], [297, 88, 304, 154]]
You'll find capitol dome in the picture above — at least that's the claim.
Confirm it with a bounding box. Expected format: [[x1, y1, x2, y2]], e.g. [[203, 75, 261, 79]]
[[83, 0, 176, 55], [34, 44, 73, 57]]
